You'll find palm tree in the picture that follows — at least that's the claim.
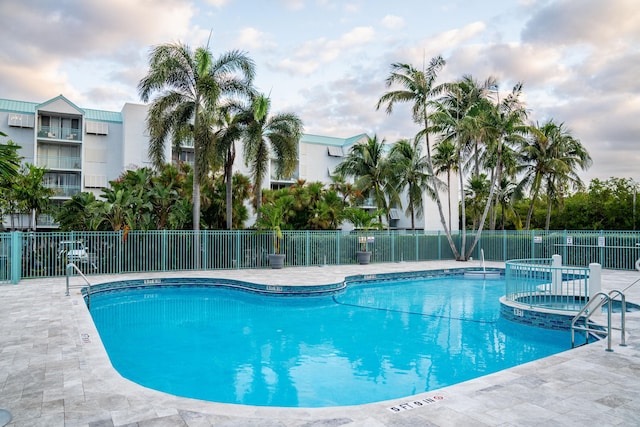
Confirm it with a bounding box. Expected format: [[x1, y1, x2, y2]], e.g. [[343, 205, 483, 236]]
[[55, 192, 99, 231], [138, 42, 255, 230], [518, 120, 592, 230], [334, 135, 398, 225], [208, 104, 246, 229], [376, 57, 461, 255], [462, 83, 528, 253], [0, 131, 21, 180], [429, 75, 496, 255], [388, 138, 433, 230], [432, 139, 457, 231], [13, 164, 54, 230], [243, 93, 302, 214]]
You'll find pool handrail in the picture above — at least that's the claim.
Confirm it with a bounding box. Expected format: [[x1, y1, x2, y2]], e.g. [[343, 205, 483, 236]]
[[571, 290, 627, 351], [65, 262, 93, 308]]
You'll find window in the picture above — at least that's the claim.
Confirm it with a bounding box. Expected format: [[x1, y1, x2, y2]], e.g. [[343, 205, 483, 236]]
[[86, 121, 108, 135], [327, 146, 343, 157], [85, 175, 107, 188], [8, 113, 35, 128]]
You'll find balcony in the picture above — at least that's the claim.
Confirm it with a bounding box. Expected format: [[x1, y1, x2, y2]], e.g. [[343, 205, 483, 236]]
[[38, 126, 81, 142], [45, 184, 82, 198], [37, 155, 82, 170], [37, 214, 58, 227]]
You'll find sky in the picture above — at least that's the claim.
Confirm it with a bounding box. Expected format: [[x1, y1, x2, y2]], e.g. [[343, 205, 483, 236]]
[[0, 0, 638, 184]]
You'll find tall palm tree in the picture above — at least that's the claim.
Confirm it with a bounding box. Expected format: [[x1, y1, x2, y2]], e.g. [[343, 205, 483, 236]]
[[334, 135, 398, 225], [432, 139, 457, 231], [209, 103, 247, 229], [388, 138, 434, 230], [518, 120, 592, 230], [138, 42, 255, 230], [463, 83, 528, 254], [243, 93, 302, 214], [429, 74, 496, 256], [376, 56, 460, 254]]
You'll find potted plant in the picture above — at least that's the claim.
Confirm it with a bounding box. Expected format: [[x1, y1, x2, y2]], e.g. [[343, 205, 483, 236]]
[[344, 207, 382, 265], [256, 196, 293, 269]]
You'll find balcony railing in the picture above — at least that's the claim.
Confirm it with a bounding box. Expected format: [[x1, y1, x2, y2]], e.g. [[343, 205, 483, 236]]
[[37, 156, 81, 170], [44, 184, 82, 198], [37, 214, 57, 227], [38, 126, 81, 141]]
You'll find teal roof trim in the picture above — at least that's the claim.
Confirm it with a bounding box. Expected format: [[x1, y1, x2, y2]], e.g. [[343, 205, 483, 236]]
[[0, 97, 122, 123], [84, 109, 122, 123], [0, 99, 37, 114], [300, 133, 368, 147]]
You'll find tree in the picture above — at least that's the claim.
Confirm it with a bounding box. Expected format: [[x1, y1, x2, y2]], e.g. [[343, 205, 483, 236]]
[[334, 135, 398, 225], [463, 83, 528, 251], [55, 192, 99, 231], [0, 131, 21, 180], [243, 93, 302, 213], [432, 139, 457, 231], [388, 138, 434, 230], [376, 57, 461, 254], [13, 164, 54, 230], [138, 42, 255, 230], [518, 120, 592, 230]]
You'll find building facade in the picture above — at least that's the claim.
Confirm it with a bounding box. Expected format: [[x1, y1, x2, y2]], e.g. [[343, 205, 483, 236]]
[[0, 95, 457, 231]]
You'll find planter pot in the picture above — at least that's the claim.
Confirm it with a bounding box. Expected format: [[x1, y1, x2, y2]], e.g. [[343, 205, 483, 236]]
[[269, 253, 285, 269], [356, 251, 371, 265]]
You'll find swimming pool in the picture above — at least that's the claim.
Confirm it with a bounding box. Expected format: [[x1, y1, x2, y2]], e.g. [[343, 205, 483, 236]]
[[88, 273, 573, 407]]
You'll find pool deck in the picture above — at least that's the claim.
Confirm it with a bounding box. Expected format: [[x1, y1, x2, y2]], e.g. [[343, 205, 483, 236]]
[[1, 260, 639, 426]]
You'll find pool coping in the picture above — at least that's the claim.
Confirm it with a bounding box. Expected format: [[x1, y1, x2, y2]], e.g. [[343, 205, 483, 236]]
[[1, 260, 640, 426]]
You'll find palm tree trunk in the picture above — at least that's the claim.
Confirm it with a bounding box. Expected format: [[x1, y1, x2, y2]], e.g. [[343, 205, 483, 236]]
[[423, 120, 461, 260], [225, 146, 235, 230], [458, 158, 467, 258], [465, 149, 502, 259], [446, 171, 452, 231], [525, 187, 540, 230], [545, 198, 552, 230]]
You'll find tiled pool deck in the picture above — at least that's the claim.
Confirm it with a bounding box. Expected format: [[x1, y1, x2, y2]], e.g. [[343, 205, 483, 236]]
[[1, 260, 639, 426]]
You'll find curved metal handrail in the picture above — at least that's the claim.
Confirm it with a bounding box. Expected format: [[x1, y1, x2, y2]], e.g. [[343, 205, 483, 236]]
[[571, 289, 627, 351], [65, 262, 93, 309]]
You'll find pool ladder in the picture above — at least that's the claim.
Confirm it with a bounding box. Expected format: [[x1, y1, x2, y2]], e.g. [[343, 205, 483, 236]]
[[571, 290, 627, 352], [65, 262, 93, 309]]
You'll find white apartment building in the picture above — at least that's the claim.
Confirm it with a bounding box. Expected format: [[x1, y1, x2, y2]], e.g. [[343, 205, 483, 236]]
[[0, 95, 457, 231]]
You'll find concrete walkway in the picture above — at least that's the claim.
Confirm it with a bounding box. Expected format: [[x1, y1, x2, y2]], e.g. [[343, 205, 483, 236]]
[[1, 261, 639, 426]]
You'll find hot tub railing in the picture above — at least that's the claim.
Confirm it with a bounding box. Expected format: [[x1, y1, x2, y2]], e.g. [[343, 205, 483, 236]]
[[505, 255, 600, 311]]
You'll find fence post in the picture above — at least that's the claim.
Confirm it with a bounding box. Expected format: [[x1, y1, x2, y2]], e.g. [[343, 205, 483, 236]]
[[306, 230, 310, 266], [551, 254, 562, 294], [589, 262, 602, 298], [162, 229, 168, 271], [11, 231, 22, 284], [391, 231, 395, 263], [503, 230, 507, 262]]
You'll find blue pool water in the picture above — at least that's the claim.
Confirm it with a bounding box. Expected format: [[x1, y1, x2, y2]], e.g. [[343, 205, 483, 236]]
[[89, 276, 572, 407]]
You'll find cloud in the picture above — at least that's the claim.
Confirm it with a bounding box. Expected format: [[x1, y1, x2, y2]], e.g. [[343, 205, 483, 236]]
[[282, 0, 305, 10], [521, 0, 640, 48], [274, 25, 375, 76], [0, 0, 198, 105], [381, 15, 405, 31], [204, 0, 233, 6], [236, 27, 277, 51], [396, 21, 487, 65]]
